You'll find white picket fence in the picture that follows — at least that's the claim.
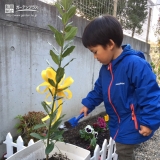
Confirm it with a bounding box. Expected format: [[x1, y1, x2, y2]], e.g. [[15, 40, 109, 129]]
[[91, 138, 118, 160], [3, 132, 118, 160], [3, 132, 34, 158]]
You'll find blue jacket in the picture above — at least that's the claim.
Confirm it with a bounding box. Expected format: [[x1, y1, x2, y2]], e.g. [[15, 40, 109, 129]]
[[82, 44, 160, 144]]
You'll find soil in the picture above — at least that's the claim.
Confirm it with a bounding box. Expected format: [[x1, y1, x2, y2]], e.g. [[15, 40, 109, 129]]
[[45, 111, 110, 160]]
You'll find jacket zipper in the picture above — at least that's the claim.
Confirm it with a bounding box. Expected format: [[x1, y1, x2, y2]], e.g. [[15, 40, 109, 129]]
[[130, 104, 138, 130], [107, 63, 120, 140]]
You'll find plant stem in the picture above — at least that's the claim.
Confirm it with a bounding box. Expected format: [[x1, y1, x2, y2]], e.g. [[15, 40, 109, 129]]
[[46, 6, 71, 160], [46, 84, 58, 160], [59, 25, 65, 68], [46, 24, 65, 159]]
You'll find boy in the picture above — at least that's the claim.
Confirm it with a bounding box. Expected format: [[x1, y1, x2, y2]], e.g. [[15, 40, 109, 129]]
[[80, 15, 160, 160]]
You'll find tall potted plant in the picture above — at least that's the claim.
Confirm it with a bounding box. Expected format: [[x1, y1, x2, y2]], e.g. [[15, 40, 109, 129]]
[[6, 0, 90, 160]]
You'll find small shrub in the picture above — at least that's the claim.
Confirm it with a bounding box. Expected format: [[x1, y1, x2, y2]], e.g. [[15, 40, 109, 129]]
[[15, 111, 47, 145]]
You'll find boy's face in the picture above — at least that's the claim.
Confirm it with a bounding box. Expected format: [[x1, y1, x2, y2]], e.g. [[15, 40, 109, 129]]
[[88, 44, 114, 65]]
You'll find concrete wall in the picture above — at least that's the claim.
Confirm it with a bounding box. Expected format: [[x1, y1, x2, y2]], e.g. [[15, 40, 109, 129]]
[[0, 0, 150, 157], [123, 35, 150, 61]]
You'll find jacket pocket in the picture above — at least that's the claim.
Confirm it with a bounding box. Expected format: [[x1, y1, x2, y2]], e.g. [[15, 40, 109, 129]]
[[130, 104, 138, 130]]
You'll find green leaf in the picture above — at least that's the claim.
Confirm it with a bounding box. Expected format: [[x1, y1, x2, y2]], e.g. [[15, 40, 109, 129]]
[[62, 46, 75, 58], [60, 0, 72, 11], [90, 137, 97, 148], [45, 142, 54, 154], [48, 78, 56, 87], [55, 3, 64, 16], [65, 27, 77, 41], [62, 13, 69, 25], [67, 6, 76, 19], [55, 97, 64, 101], [49, 110, 57, 122], [51, 130, 64, 141], [79, 129, 83, 134], [15, 115, 23, 120], [41, 101, 50, 113], [64, 25, 72, 32], [30, 133, 45, 140], [48, 25, 58, 34], [42, 101, 51, 110], [56, 67, 64, 83], [55, 31, 64, 46], [63, 58, 75, 68], [50, 115, 65, 132], [14, 123, 20, 128], [33, 123, 46, 130], [50, 50, 59, 65], [50, 120, 62, 132], [57, 102, 64, 108], [57, 87, 68, 92], [17, 129, 22, 134], [49, 105, 63, 122]]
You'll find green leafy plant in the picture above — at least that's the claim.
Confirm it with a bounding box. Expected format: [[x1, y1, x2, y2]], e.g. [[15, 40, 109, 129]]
[[79, 125, 98, 149], [30, 0, 78, 160], [15, 111, 47, 145], [151, 61, 160, 83], [79, 115, 109, 149], [151, 16, 160, 80]]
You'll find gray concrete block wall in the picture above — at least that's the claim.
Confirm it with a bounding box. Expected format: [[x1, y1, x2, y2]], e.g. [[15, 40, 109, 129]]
[[0, 0, 150, 157], [123, 35, 151, 61]]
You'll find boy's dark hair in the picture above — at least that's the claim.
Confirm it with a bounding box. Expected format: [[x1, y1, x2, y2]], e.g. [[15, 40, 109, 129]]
[[82, 15, 123, 48]]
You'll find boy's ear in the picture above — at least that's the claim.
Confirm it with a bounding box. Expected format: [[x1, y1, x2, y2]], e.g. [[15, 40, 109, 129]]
[[107, 39, 115, 50]]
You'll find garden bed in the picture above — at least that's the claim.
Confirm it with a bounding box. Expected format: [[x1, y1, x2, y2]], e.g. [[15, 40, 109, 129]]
[[4, 111, 110, 160], [62, 111, 110, 156]]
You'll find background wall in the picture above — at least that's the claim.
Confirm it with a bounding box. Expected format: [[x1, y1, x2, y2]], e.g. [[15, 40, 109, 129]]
[[0, 0, 150, 156]]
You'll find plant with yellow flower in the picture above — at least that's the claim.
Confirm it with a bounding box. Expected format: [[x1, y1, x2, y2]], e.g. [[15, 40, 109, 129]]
[[30, 0, 77, 160]]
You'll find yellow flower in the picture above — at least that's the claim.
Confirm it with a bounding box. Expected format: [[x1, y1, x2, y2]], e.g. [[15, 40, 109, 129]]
[[104, 114, 109, 122], [36, 67, 74, 125]]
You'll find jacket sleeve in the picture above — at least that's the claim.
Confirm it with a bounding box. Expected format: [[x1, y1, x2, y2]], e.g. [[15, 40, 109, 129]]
[[81, 68, 103, 111], [128, 57, 160, 131]]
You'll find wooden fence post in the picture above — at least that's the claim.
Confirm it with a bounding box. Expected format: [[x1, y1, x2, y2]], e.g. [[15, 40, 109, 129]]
[[28, 139, 34, 146], [100, 139, 107, 160], [93, 145, 100, 160], [16, 136, 25, 151], [3, 132, 13, 158], [107, 137, 114, 160]]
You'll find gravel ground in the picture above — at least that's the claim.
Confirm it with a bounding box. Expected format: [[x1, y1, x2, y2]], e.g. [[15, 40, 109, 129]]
[[135, 128, 160, 160]]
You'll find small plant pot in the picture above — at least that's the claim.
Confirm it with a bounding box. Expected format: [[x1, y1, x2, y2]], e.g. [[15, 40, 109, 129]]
[[6, 140, 91, 160]]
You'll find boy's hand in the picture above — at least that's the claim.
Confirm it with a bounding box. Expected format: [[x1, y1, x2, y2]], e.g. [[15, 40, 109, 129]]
[[80, 106, 89, 117], [139, 125, 152, 136]]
